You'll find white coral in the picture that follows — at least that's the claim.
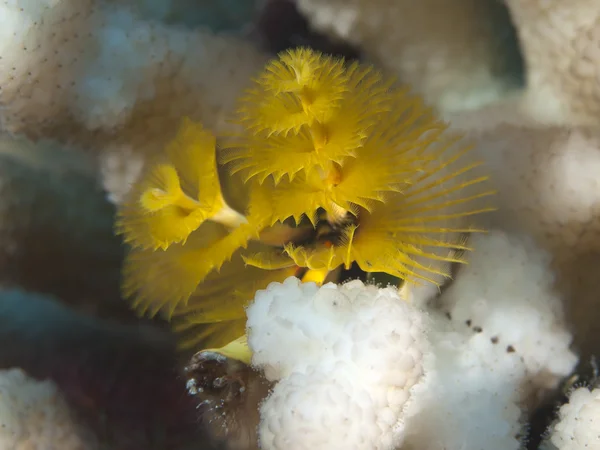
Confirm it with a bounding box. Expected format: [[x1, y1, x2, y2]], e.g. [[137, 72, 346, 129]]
[[402, 327, 526, 450], [0, 368, 97, 449], [246, 231, 578, 450], [438, 231, 577, 388], [0, 0, 266, 134], [247, 277, 428, 450], [504, 0, 600, 126], [296, 0, 520, 113], [402, 231, 578, 450], [543, 387, 600, 450], [0, 0, 268, 202], [451, 117, 600, 356], [462, 125, 600, 257]]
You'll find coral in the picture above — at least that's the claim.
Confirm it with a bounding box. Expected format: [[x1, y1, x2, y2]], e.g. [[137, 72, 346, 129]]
[[439, 1, 600, 363], [437, 231, 577, 397], [542, 386, 600, 450], [255, 0, 362, 57], [503, 0, 600, 125], [0, 0, 269, 202], [448, 115, 600, 356], [462, 125, 600, 260], [295, 0, 523, 113], [402, 231, 577, 450], [0, 368, 98, 449], [241, 231, 577, 450], [246, 277, 428, 450], [0, 0, 266, 135], [402, 2, 600, 363], [3, 0, 600, 448]]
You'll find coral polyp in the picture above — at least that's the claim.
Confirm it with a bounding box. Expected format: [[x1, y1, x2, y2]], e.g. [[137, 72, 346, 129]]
[[116, 47, 493, 350]]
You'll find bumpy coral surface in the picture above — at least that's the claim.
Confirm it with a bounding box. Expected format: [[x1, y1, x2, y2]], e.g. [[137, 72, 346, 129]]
[[247, 277, 428, 450], [0, 368, 98, 449], [543, 386, 600, 450], [0, 0, 268, 202], [449, 117, 600, 356], [295, 0, 522, 113], [0, 0, 267, 134], [464, 125, 600, 262], [402, 231, 577, 450], [439, 231, 577, 390], [243, 230, 578, 450], [504, 0, 600, 125]]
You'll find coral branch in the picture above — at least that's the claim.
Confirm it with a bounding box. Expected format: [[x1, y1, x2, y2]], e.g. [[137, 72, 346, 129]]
[[504, 0, 600, 125], [0, 0, 268, 203], [296, 0, 522, 113]]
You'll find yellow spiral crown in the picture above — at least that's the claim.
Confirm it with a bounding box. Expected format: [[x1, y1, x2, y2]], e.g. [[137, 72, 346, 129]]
[[115, 47, 494, 351]]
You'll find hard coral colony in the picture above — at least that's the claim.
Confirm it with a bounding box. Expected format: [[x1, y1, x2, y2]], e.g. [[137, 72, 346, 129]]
[[116, 48, 493, 353]]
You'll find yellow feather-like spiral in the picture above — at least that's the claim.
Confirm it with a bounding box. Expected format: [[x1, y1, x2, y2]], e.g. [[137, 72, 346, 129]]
[[117, 48, 494, 355]]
